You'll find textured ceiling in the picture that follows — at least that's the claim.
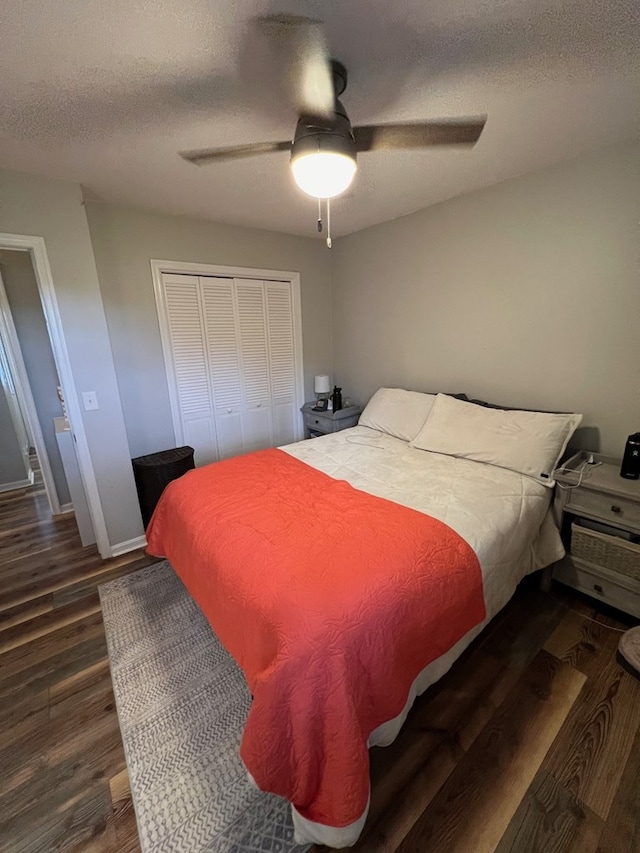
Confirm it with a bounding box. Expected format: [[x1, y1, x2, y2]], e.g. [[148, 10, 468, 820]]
[[1, 0, 638, 238]]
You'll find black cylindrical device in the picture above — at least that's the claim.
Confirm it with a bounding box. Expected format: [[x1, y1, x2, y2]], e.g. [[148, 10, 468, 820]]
[[620, 433, 640, 480]]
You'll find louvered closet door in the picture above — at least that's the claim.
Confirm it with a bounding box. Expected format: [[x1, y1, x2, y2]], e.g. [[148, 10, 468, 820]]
[[162, 274, 217, 465], [200, 278, 244, 460], [235, 279, 274, 452], [265, 282, 297, 446], [161, 271, 301, 464]]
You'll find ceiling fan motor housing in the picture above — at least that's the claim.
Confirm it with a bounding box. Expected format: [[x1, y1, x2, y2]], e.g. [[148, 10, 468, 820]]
[[291, 99, 357, 163]]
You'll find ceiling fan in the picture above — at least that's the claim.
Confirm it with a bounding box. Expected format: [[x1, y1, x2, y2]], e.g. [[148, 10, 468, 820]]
[[179, 15, 486, 202]]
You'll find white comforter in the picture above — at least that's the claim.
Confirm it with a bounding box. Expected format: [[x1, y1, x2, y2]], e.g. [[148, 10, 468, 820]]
[[279, 426, 564, 847]]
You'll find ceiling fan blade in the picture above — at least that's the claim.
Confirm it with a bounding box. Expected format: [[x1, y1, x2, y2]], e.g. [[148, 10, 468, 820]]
[[180, 140, 292, 166], [353, 119, 487, 152], [253, 14, 334, 118]]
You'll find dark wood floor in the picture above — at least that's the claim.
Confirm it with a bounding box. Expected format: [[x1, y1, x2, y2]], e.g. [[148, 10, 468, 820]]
[[0, 461, 154, 852], [1, 464, 639, 852]]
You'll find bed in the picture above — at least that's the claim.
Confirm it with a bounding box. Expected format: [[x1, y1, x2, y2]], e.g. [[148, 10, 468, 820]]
[[146, 390, 581, 848]]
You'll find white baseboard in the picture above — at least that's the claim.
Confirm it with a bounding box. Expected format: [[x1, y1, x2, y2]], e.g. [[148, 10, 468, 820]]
[[110, 534, 148, 557], [59, 502, 74, 514], [0, 476, 33, 493]]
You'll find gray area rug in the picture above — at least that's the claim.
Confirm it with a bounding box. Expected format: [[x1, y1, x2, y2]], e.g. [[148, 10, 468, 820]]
[[99, 560, 309, 853]]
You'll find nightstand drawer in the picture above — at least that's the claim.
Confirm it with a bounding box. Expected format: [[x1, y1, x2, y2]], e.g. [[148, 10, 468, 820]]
[[566, 489, 640, 532], [303, 412, 326, 430], [554, 558, 640, 618]]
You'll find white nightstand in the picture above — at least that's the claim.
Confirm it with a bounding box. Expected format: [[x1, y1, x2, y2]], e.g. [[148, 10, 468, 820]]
[[301, 402, 361, 439], [552, 451, 640, 618]]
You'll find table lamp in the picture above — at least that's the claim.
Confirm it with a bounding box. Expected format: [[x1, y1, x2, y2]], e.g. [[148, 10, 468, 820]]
[[314, 374, 331, 404]]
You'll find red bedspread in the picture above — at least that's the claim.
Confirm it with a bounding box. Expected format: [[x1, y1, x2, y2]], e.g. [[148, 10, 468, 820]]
[[146, 448, 485, 830]]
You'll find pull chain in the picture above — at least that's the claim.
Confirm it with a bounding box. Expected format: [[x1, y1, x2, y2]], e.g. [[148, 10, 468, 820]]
[[326, 198, 332, 248], [317, 198, 322, 233]]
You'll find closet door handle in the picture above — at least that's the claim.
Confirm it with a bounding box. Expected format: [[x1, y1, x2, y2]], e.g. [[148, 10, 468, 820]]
[[227, 408, 233, 414], [256, 403, 262, 408], [611, 505, 622, 514]]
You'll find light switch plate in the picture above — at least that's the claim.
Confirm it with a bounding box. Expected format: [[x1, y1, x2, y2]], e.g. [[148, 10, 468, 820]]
[[82, 391, 99, 411]]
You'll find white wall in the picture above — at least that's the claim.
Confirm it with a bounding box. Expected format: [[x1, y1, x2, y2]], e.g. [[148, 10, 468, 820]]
[[332, 142, 640, 457], [0, 169, 143, 548], [85, 203, 332, 457], [0, 249, 71, 505]]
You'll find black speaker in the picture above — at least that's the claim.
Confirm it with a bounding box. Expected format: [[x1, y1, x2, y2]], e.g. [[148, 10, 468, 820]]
[[620, 433, 640, 480]]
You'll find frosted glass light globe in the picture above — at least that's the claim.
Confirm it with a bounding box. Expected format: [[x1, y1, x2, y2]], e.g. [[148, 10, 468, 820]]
[[291, 151, 357, 199]]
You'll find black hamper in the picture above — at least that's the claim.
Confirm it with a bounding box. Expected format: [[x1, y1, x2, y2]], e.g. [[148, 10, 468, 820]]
[[132, 446, 195, 528]]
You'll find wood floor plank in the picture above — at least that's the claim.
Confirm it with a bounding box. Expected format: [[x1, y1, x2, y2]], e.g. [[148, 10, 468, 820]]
[[51, 557, 156, 609], [69, 815, 119, 853], [0, 548, 118, 611], [495, 768, 603, 853], [0, 552, 155, 613], [109, 767, 131, 806], [0, 596, 53, 632], [0, 688, 50, 750], [0, 782, 115, 853], [0, 722, 125, 835], [544, 609, 623, 678], [49, 657, 111, 713], [0, 592, 101, 654], [0, 538, 97, 586], [0, 683, 121, 797], [542, 651, 640, 820], [395, 650, 586, 853], [0, 609, 105, 683], [0, 524, 80, 571], [111, 799, 142, 853], [0, 630, 108, 703], [596, 723, 640, 852]]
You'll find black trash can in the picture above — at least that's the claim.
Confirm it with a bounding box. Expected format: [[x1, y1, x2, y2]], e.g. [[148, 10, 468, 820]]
[[132, 446, 195, 528]]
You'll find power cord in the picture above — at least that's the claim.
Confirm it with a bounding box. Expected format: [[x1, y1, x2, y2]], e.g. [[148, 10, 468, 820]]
[[345, 435, 384, 449], [548, 592, 629, 633], [554, 458, 602, 489]]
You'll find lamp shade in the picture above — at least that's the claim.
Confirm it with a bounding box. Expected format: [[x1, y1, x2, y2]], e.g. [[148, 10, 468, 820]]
[[314, 374, 331, 394]]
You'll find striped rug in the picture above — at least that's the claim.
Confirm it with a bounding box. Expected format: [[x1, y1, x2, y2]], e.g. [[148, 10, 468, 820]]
[[99, 561, 309, 853]]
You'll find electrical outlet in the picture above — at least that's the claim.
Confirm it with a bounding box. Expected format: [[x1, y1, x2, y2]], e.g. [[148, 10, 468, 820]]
[[82, 391, 99, 411]]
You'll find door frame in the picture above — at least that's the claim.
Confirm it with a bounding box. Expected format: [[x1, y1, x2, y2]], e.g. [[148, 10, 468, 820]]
[[0, 233, 109, 555], [0, 268, 58, 509], [150, 259, 305, 451]]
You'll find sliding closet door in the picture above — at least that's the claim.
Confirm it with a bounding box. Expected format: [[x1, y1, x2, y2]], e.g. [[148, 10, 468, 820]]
[[158, 270, 302, 465]]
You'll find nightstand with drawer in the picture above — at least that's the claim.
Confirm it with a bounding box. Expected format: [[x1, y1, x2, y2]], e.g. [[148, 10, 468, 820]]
[[552, 451, 640, 618], [301, 403, 361, 438]]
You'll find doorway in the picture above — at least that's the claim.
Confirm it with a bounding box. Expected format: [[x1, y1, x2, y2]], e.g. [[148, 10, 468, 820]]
[[0, 250, 95, 545], [0, 257, 63, 513], [0, 324, 33, 493]]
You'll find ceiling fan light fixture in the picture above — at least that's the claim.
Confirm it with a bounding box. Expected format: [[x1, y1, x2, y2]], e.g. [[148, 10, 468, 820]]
[[291, 149, 357, 198], [290, 126, 357, 199]]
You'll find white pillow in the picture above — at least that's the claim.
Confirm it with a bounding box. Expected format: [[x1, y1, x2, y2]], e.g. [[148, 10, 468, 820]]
[[409, 394, 582, 485], [359, 388, 437, 442]]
